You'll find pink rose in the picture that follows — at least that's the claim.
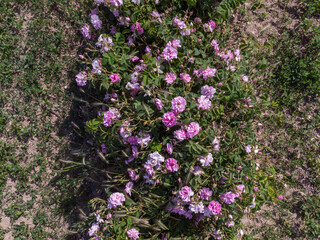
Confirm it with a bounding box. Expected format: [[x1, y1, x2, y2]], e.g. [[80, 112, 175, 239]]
[[154, 98, 163, 110], [179, 186, 194, 202], [166, 158, 179, 172], [164, 72, 176, 84], [125, 182, 134, 196], [108, 192, 125, 208], [110, 73, 121, 83], [186, 122, 201, 138], [162, 112, 177, 127], [180, 73, 191, 83], [171, 96, 186, 114], [174, 129, 187, 141], [208, 201, 222, 215], [127, 228, 139, 239], [166, 142, 173, 155]]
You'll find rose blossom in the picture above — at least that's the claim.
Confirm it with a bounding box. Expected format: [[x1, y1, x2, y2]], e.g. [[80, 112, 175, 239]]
[[110, 73, 121, 83], [220, 192, 237, 204], [180, 73, 191, 83], [245, 145, 252, 153], [166, 158, 179, 172], [110, 0, 123, 7], [171, 96, 186, 113], [92, 58, 101, 75], [186, 122, 201, 139], [179, 186, 194, 202], [103, 108, 121, 127], [127, 228, 139, 239], [199, 188, 213, 200], [108, 192, 125, 208], [203, 20, 215, 32], [91, 14, 102, 30], [202, 66, 217, 80], [174, 129, 187, 141], [173, 17, 187, 29], [162, 45, 178, 61], [166, 142, 173, 155], [137, 132, 151, 146], [75, 71, 87, 86], [208, 201, 222, 215], [128, 170, 138, 181], [211, 39, 219, 52], [125, 182, 134, 196], [241, 74, 249, 82], [154, 98, 163, 110], [164, 72, 176, 84], [201, 85, 216, 99], [212, 137, 220, 151], [130, 56, 139, 62], [197, 95, 211, 110], [146, 151, 165, 169], [200, 153, 213, 167], [189, 202, 205, 213], [192, 166, 204, 176], [130, 22, 144, 35], [162, 112, 177, 127], [81, 25, 91, 39], [172, 39, 181, 48]]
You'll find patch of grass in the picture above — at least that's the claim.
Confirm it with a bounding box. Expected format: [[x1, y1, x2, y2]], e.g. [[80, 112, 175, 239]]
[[0, 0, 93, 238]]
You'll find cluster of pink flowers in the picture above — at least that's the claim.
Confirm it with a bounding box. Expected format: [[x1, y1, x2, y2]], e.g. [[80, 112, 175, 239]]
[[96, 35, 114, 53], [220, 192, 237, 204], [164, 72, 176, 84], [75, 71, 87, 86], [162, 112, 177, 127], [92, 58, 102, 75], [108, 192, 125, 209], [208, 201, 222, 215], [174, 121, 201, 141], [154, 98, 163, 110], [78, 2, 263, 236], [127, 228, 140, 239], [81, 24, 91, 39], [130, 22, 144, 35], [203, 20, 216, 32], [90, 10, 102, 29], [179, 186, 194, 202], [162, 44, 178, 61], [180, 73, 191, 83], [202, 66, 217, 80], [166, 158, 179, 172], [197, 95, 211, 110], [173, 17, 187, 29], [103, 108, 121, 127], [143, 151, 165, 184], [200, 153, 213, 166], [171, 96, 187, 113], [110, 0, 123, 7], [110, 73, 121, 83]]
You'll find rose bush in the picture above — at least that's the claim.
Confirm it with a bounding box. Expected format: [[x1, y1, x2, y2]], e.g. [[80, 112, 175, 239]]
[[75, 0, 275, 239]]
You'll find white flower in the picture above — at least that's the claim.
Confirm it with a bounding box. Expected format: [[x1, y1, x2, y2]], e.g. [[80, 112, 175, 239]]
[[200, 153, 213, 167], [254, 145, 259, 154], [146, 151, 164, 168], [189, 202, 204, 213], [249, 197, 256, 208]]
